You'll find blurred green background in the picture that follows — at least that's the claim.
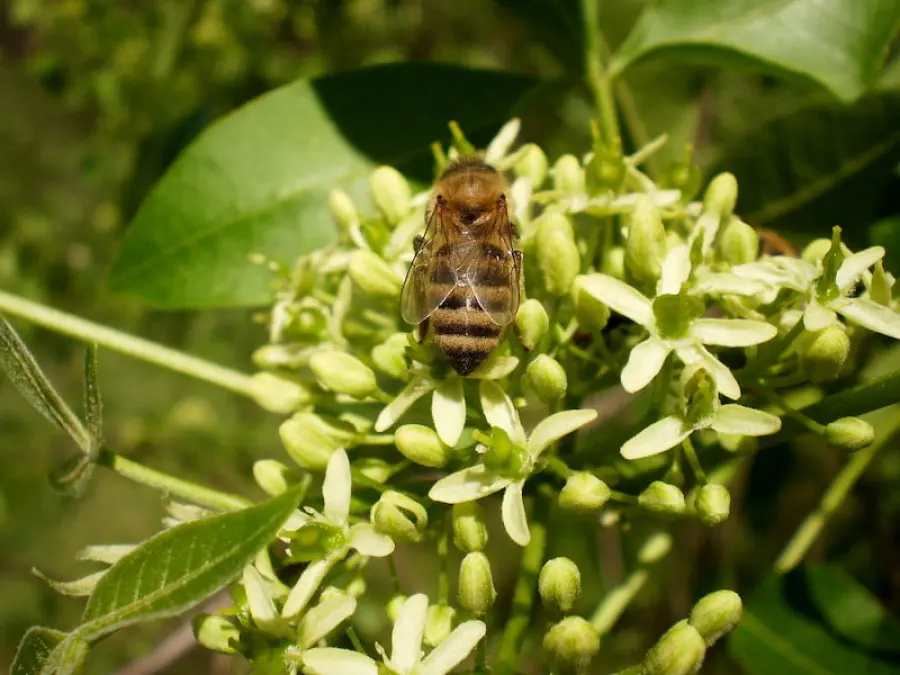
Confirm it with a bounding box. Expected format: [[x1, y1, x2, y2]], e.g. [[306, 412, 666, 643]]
[[1, 1, 899, 673]]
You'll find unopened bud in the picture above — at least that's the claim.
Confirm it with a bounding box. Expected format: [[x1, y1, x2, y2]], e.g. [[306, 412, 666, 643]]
[[249, 372, 311, 413], [643, 620, 706, 675], [424, 604, 457, 648], [370, 166, 411, 225], [348, 250, 402, 299], [526, 355, 568, 403], [638, 481, 686, 516], [871, 261, 893, 307], [371, 333, 409, 380], [802, 238, 832, 265], [572, 276, 610, 333], [702, 172, 738, 220], [371, 491, 428, 543], [553, 154, 585, 194], [800, 326, 850, 382], [559, 472, 611, 513], [515, 299, 549, 351], [309, 350, 378, 398], [637, 532, 673, 564], [386, 594, 407, 622], [512, 143, 549, 187], [452, 502, 488, 552], [625, 195, 667, 285], [689, 590, 742, 646], [395, 424, 452, 468], [694, 484, 730, 526], [193, 613, 240, 654], [602, 245, 626, 278], [458, 552, 496, 614], [355, 457, 392, 484], [718, 217, 758, 265], [661, 155, 702, 202], [279, 412, 356, 470], [539, 557, 582, 613], [252, 460, 296, 496], [328, 188, 359, 231], [826, 417, 875, 452], [536, 213, 580, 295], [543, 616, 600, 673]]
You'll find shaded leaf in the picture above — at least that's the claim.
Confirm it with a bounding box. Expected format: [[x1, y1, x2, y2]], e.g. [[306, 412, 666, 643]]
[[492, 0, 583, 71], [10, 627, 66, 675], [110, 63, 539, 308], [48, 453, 95, 500]]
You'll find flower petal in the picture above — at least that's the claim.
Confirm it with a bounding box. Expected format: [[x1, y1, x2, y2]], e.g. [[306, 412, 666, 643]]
[[349, 523, 395, 557], [243, 566, 291, 637], [836, 246, 884, 292], [835, 297, 900, 339], [527, 409, 598, 457], [392, 593, 428, 672], [433, 378, 466, 447], [691, 273, 769, 297], [470, 355, 520, 379], [282, 558, 332, 618], [803, 300, 836, 332], [420, 621, 487, 675], [690, 318, 776, 347], [710, 404, 782, 437], [657, 244, 691, 296], [621, 415, 691, 460], [501, 481, 530, 546], [621, 338, 671, 393], [323, 449, 351, 524], [375, 377, 434, 431], [485, 118, 521, 163], [676, 344, 741, 400], [301, 648, 379, 675], [575, 274, 653, 326], [479, 380, 524, 443], [298, 594, 358, 649], [428, 464, 511, 504]]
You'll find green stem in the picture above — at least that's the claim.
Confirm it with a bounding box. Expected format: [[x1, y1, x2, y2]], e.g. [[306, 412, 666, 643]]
[[681, 437, 707, 482], [437, 512, 450, 604], [97, 448, 252, 511], [582, 0, 620, 145], [590, 567, 650, 635], [739, 318, 805, 382], [760, 386, 826, 435], [0, 291, 257, 398], [773, 417, 900, 573]]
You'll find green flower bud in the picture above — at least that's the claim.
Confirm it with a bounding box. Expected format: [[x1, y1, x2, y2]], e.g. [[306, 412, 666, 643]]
[[526, 355, 568, 403], [702, 172, 738, 220], [637, 532, 673, 565], [553, 154, 585, 194], [694, 484, 731, 526], [571, 276, 611, 333], [452, 502, 489, 552], [371, 333, 409, 380], [802, 238, 832, 265], [309, 350, 378, 398], [348, 250, 402, 299], [536, 213, 580, 295], [252, 459, 296, 496], [539, 557, 582, 613], [249, 372, 311, 413], [386, 594, 407, 622], [371, 491, 428, 543], [625, 195, 667, 286], [515, 299, 550, 351], [587, 135, 626, 193], [800, 326, 850, 383], [871, 261, 893, 307], [193, 613, 240, 654], [559, 472, 611, 513], [638, 481, 686, 516], [513, 143, 549, 187], [458, 552, 496, 615], [288, 521, 347, 562], [661, 154, 702, 202], [370, 166, 411, 225], [253, 343, 314, 370], [280, 414, 339, 470], [355, 457, 392, 484], [424, 604, 457, 648], [395, 424, 452, 468], [328, 188, 359, 231], [689, 590, 743, 646], [543, 616, 600, 674], [718, 217, 759, 265], [602, 245, 626, 278], [825, 417, 875, 452], [644, 620, 706, 675]]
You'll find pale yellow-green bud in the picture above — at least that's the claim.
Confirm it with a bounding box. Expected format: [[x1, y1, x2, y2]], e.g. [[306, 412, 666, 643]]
[[252, 459, 296, 497], [689, 590, 743, 646], [637, 531, 673, 565], [328, 188, 359, 231], [694, 484, 731, 526], [513, 143, 549, 188], [371, 333, 409, 380], [602, 245, 626, 278], [348, 250, 402, 299], [718, 217, 759, 265], [638, 481, 686, 516], [826, 417, 875, 452], [395, 424, 452, 468], [252, 343, 313, 370], [370, 166, 411, 225], [802, 238, 832, 265], [539, 557, 582, 613], [279, 414, 339, 470], [625, 195, 667, 285], [515, 299, 549, 351], [702, 172, 738, 220], [371, 491, 428, 543], [309, 350, 378, 398], [526, 355, 568, 403], [192, 614, 240, 654], [386, 594, 407, 622], [800, 326, 850, 383], [553, 154, 585, 194], [871, 261, 893, 307], [536, 213, 580, 295], [644, 620, 706, 675], [452, 502, 488, 552], [458, 552, 496, 614], [559, 472, 612, 513], [571, 276, 611, 333], [424, 604, 457, 648], [249, 372, 311, 413], [355, 457, 392, 484], [543, 616, 600, 674]]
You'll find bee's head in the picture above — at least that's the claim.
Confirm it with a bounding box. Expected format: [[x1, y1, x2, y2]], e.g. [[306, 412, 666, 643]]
[[435, 158, 507, 228]]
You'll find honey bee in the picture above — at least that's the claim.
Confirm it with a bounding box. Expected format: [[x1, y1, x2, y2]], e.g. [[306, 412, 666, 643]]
[[400, 157, 522, 375]]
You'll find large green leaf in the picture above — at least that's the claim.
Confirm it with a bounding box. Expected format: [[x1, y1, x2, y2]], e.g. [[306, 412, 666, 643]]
[[10, 627, 67, 675], [610, 0, 900, 102], [109, 63, 539, 308], [492, 0, 584, 71], [75, 484, 303, 641], [731, 567, 900, 675]]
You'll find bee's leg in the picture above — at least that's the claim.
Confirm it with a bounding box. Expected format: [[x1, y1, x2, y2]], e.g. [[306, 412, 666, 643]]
[[416, 317, 430, 343], [413, 235, 425, 253]]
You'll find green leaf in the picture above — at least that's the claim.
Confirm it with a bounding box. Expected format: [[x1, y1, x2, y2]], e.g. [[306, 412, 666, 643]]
[[48, 453, 95, 500], [10, 627, 66, 675], [709, 92, 900, 245], [110, 63, 539, 309], [610, 0, 900, 102], [38, 637, 89, 675], [82, 344, 102, 456], [731, 568, 900, 675], [76, 484, 304, 641], [492, 0, 583, 71]]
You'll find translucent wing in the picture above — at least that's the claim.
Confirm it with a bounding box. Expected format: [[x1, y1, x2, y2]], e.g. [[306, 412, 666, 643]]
[[468, 206, 521, 326], [400, 207, 455, 325]]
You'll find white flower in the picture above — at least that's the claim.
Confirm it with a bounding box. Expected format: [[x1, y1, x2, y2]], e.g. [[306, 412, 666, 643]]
[[578, 245, 777, 399], [301, 594, 486, 675], [428, 381, 597, 546]]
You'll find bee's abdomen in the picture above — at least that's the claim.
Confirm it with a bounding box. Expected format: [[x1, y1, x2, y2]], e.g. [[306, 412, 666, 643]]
[[429, 283, 504, 376]]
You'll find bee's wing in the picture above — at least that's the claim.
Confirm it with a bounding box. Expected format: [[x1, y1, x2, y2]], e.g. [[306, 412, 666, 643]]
[[400, 206, 455, 325], [468, 206, 521, 326]]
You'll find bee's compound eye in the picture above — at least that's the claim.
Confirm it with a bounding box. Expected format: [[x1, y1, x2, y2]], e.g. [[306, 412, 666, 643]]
[[436, 194, 447, 206], [497, 194, 507, 205]]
